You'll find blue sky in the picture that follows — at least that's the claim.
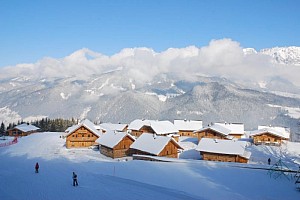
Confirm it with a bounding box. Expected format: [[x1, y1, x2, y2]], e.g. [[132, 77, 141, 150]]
[[0, 0, 299, 67]]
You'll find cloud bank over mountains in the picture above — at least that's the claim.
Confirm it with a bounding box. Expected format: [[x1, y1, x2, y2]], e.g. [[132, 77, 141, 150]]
[[2, 38, 300, 86]]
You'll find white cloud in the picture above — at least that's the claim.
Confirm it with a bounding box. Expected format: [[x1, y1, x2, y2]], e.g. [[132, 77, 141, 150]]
[[1, 39, 300, 87]]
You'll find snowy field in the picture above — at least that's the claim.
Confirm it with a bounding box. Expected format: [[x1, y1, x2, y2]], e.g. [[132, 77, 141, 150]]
[[0, 132, 299, 200]]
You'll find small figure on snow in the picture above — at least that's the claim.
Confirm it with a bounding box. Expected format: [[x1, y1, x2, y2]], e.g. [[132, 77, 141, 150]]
[[72, 172, 78, 186], [268, 158, 271, 165], [35, 162, 39, 173]]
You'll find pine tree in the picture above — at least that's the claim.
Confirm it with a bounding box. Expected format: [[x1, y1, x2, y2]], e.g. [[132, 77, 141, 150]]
[[0, 122, 5, 136]]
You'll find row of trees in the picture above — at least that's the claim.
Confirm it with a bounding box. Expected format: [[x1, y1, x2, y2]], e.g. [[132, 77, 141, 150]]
[[0, 118, 79, 135]]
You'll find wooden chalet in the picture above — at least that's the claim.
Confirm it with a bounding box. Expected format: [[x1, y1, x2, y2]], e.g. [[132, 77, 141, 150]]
[[97, 123, 128, 134], [214, 122, 245, 139], [196, 138, 251, 163], [130, 133, 183, 158], [174, 119, 203, 137], [65, 119, 101, 148], [250, 126, 290, 146], [128, 119, 179, 141], [7, 123, 39, 137], [195, 124, 233, 141], [127, 119, 153, 137], [96, 131, 135, 159]]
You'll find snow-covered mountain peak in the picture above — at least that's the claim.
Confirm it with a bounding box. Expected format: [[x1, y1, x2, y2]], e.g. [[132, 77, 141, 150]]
[[260, 46, 300, 65], [243, 48, 258, 55]]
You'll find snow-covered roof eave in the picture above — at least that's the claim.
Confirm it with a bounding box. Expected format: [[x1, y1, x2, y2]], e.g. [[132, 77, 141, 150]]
[[14, 124, 40, 132], [96, 132, 135, 149], [194, 127, 230, 136], [250, 130, 289, 139], [130, 133, 181, 156], [240, 151, 251, 159], [66, 121, 101, 138]]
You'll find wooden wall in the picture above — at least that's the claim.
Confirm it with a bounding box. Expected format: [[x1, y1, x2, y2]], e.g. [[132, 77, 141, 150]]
[[158, 140, 179, 158], [66, 126, 99, 148], [178, 130, 197, 137], [130, 126, 155, 138], [100, 136, 134, 158], [200, 152, 248, 163], [130, 130, 143, 137], [7, 129, 37, 137], [252, 133, 285, 145], [197, 130, 227, 141], [229, 134, 243, 139], [131, 140, 179, 158]]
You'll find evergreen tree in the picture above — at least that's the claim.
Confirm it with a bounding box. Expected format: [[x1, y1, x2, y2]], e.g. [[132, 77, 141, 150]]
[[0, 122, 5, 136]]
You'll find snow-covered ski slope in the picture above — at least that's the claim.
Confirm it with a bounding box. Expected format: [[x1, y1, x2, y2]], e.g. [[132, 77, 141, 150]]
[[0, 132, 299, 200]]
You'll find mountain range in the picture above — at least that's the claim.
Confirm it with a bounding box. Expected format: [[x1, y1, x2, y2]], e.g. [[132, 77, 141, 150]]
[[0, 43, 299, 141]]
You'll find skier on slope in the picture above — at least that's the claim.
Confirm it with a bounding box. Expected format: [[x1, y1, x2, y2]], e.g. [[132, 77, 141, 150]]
[[72, 172, 78, 186], [35, 162, 39, 173]]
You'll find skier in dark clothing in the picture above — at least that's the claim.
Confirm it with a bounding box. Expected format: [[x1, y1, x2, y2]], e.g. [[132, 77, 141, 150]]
[[73, 172, 78, 186], [35, 162, 39, 173], [268, 158, 271, 165]]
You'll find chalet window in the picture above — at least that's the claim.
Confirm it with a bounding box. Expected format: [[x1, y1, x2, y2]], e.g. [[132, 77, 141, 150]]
[[72, 135, 74, 137], [76, 135, 77, 138], [268, 138, 270, 141], [124, 145, 126, 148], [213, 133, 216, 136], [88, 134, 90, 137]]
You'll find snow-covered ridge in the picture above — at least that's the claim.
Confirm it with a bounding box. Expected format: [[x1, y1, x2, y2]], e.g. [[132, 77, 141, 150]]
[[243, 46, 300, 65], [243, 48, 258, 55], [0, 106, 21, 125], [260, 46, 300, 65]]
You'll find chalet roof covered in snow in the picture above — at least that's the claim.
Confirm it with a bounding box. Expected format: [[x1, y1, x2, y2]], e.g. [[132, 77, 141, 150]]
[[99, 123, 128, 132], [127, 119, 152, 130], [250, 127, 290, 139], [150, 120, 178, 135], [96, 131, 135, 148], [14, 123, 39, 132], [214, 122, 244, 134], [66, 119, 101, 137], [130, 133, 182, 156], [65, 125, 77, 133], [257, 125, 290, 139], [196, 138, 251, 159], [195, 124, 231, 136], [128, 119, 178, 135], [174, 120, 203, 131]]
